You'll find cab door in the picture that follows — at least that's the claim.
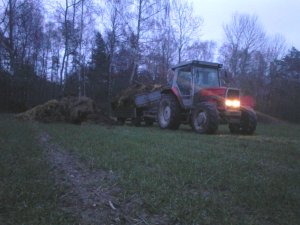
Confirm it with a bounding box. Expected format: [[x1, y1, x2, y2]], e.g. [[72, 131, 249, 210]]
[[175, 66, 194, 108]]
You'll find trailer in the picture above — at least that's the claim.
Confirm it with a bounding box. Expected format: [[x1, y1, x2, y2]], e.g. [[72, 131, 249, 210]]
[[112, 89, 161, 126]]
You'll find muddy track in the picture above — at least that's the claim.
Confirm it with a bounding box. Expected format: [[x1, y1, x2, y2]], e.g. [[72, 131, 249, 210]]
[[38, 131, 169, 225]]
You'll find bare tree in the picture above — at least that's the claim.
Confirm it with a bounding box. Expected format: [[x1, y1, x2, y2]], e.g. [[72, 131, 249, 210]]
[[103, 0, 128, 114], [266, 34, 287, 62], [0, 0, 18, 74], [104, 0, 127, 70], [0, 0, 45, 74], [171, 0, 203, 63], [77, 0, 97, 96], [126, 0, 166, 83], [186, 40, 216, 62], [54, 0, 96, 94], [221, 13, 266, 77], [149, 0, 176, 81]]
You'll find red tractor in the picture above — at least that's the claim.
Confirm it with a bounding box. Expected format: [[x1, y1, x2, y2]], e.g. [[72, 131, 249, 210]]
[[112, 60, 257, 134], [156, 60, 257, 134]]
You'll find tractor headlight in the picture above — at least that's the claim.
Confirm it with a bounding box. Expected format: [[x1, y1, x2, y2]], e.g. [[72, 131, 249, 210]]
[[225, 99, 240, 108]]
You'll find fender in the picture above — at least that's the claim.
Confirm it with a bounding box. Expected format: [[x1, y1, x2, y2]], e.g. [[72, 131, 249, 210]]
[[160, 86, 185, 108], [241, 96, 256, 108]]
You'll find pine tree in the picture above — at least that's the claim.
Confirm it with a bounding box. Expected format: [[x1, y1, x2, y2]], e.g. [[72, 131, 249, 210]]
[[90, 32, 109, 78]]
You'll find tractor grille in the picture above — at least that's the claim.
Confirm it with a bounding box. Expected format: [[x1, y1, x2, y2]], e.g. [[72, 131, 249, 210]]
[[226, 89, 240, 99], [216, 88, 240, 110]]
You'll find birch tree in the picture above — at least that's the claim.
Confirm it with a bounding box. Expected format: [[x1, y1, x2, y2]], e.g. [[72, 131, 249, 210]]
[[127, 0, 166, 83], [171, 0, 203, 63], [221, 13, 266, 77]]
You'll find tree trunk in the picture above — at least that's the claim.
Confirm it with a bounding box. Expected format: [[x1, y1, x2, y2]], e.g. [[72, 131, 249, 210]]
[[129, 0, 142, 84]]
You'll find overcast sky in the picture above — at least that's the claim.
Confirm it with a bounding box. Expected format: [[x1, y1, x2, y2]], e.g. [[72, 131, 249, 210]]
[[191, 0, 300, 50]]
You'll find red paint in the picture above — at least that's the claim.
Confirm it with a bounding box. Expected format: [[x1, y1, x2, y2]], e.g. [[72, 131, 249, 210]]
[[241, 96, 256, 108], [171, 86, 180, 98], [200, 87, 227, 97]]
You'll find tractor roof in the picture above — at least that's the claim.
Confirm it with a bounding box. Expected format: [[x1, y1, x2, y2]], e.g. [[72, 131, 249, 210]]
[[171, 60, 222, 70]]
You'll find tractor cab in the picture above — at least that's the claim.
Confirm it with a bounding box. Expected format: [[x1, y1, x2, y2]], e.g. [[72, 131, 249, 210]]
[[171, 60, 225, 109], [172, 60, 222, 94]]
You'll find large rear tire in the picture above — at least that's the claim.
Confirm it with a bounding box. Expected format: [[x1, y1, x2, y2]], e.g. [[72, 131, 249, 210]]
[[191, 103, 219, 134], [158, 94, 181, 130]]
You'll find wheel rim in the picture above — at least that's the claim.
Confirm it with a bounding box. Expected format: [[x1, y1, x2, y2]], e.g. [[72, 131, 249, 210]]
[[194, 111, 207, 130], [159, 102, 171, 127], [163, 106, 171, 121]]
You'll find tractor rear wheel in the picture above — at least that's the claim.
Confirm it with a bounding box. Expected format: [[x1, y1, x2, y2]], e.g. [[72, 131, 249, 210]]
[[158, 94, 181, 130], [191, 103, 219, 134]]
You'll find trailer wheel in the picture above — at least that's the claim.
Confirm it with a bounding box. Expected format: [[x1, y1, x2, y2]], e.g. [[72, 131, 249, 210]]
[[117, 117, 126, 125], [191, 103, 219, 134], [158, 94, 181, 130], [144, 118, 154, 126], [132, 117, 141, 127]]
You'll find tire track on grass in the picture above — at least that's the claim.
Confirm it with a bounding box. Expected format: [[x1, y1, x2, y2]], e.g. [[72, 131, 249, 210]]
[[38, 131, 169, 225]]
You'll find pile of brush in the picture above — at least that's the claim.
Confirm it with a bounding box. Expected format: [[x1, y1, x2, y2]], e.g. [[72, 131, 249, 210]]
[[112, 83, 162, 109], [16, 96, 114, 124]]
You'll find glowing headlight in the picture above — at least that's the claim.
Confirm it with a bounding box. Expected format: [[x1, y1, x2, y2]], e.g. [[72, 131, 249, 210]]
[[225, 99, 240, 108]]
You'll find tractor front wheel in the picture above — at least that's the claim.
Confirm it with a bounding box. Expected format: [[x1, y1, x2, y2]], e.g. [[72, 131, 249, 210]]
[[229, 108, 257, 135], [191, 103, 219, 134], [240, 108, 257, 134], [158, 94, 181, 130]]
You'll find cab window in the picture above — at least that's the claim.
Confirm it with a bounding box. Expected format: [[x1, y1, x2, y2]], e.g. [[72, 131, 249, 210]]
[[177, 67, 192, 95], [194, 67, 219, 90]]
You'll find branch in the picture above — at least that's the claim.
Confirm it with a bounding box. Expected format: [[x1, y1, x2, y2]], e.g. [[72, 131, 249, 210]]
[[0, 0, 8, 26], [141, 8, 163, 22], [68, 0, 82, 9]]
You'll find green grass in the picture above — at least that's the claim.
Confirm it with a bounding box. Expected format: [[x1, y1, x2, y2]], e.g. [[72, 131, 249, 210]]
[[42, 122, 300, 225], [0, 115, 75, 225], [1, 113, 299, 225]]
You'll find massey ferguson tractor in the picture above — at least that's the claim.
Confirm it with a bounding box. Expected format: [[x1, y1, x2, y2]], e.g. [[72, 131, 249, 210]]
[[112, 60, 257, 134]]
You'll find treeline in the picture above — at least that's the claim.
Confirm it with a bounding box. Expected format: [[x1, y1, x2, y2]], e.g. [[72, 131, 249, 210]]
[[0, 0, 299, 122]]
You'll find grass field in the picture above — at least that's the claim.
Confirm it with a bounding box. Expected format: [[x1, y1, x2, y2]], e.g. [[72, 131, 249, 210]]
[[0, 115, 76, 225], [1, 114, 300, 224]]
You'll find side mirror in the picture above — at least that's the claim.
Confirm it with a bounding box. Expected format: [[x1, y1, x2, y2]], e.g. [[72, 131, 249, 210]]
[[224, 70, 228, 79], [220, 69, 229, 86], [221, 78, 227, 86]]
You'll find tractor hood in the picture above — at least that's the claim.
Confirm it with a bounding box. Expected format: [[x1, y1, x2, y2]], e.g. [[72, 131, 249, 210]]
[[200, 87, 227, 98], [199, 87, 255, 108]]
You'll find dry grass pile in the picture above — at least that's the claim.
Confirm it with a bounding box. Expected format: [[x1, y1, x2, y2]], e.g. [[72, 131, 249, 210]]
[[16, 97, 114, 124], [16, 99, 65, 123], [60, 96, 96, 123], [112, 83, 162, 108]]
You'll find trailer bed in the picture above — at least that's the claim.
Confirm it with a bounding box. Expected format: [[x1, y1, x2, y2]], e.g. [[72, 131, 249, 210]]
[[134, 90, 161, 107]]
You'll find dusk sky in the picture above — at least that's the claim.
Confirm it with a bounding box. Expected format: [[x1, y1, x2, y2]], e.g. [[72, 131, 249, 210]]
[[191, 0, 300, 50]]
